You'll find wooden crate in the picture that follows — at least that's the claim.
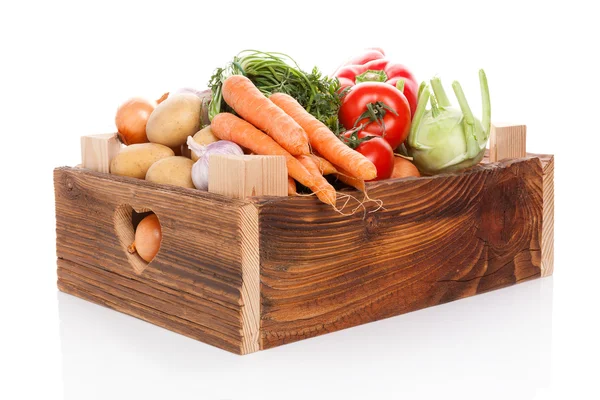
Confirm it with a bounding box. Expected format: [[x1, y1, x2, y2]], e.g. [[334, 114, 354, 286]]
[[54, 153, 554, 355]]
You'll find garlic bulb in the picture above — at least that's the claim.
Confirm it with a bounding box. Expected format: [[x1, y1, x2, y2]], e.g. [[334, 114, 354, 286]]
[[187, 136, 243, 190]]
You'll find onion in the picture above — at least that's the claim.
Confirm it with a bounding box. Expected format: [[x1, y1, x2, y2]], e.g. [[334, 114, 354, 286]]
[[128, 214, 162, 262], [115, 98, 156, 145], [188, 137, 244, 190]]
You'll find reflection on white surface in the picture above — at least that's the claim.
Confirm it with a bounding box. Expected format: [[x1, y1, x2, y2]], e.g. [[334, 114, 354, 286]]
[[58, 278, 553, 400]]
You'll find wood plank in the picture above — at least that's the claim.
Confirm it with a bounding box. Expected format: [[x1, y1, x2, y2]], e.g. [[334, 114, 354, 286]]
[[58, 278, 241, 354], [209, 155, 287, 199], [58, 258, 242, 339], [541, 156, 555, 276], [489, 123, 527, 162], [256, 157, 544, 349], [81, 134, 122, 173]]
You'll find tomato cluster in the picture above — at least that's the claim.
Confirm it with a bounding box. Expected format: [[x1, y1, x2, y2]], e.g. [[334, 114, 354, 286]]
[[334, 49, 417, 181]]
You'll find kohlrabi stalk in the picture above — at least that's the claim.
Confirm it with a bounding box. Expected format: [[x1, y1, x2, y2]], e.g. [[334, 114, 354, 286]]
[[430, 76, 451, 107], [407, 69, 491, 175]]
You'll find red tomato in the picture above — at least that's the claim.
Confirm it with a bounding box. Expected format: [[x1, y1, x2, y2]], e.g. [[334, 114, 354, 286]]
[[343, 131, 394, 181], [339, 82, 411, 149]]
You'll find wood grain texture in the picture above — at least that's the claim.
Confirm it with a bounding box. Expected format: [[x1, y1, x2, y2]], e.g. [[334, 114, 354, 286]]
[[541, 156, 554, 276], [209, 155, 288, 199], [54, 167, 254, 354], [239, 204, 260, 354], [489, 124, 527, 162], [256, 157, 544, 349], [81, 134, 122, 173]]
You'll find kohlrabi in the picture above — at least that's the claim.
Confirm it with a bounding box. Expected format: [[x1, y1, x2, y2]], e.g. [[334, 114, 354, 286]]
[[407, 70, 491, 175]]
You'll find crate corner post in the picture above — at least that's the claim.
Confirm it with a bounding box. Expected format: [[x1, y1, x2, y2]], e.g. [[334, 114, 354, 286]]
[[208, 154, 288, 199], [80, 133, 122, 173], [489, 123, 527, 162], [541, 155, 555, 277]]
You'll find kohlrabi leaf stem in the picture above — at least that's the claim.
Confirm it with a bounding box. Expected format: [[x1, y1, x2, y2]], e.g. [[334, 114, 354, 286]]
[[479, 69, 491, 137], [452, 80, 474, 125], [430, 77, 451, 107], [429, 87, 441, 118], [453, 80, 479, 159], [417, 81, 426, 99], [396, 79, 405, 92], [409, 82, 430, 147]]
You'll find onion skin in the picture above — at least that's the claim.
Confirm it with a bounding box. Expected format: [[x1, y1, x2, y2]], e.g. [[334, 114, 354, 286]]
[[129, 214, 162, 262], [115, 98, 156, 145], [391, 157, 420, 179]]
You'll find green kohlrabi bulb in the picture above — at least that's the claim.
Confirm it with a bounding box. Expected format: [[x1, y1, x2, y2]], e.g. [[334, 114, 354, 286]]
[[407, 70, 491, 175]]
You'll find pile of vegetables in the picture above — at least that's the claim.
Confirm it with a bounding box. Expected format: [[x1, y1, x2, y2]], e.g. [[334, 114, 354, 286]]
[[109, 47, 491, 214]]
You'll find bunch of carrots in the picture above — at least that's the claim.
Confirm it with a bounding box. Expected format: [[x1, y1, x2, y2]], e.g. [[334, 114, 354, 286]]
[[210, 75, 377, 206]]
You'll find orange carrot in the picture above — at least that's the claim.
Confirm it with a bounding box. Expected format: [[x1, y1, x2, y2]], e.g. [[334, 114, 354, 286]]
[[270, 92, 377, 180], [296, 155, 337, 205], [211, 113, 334, 205], [336, 172, 366, 192], [309, 154, 338, 175], [222, 75, 309, 156], [288, 177, 297, 196]]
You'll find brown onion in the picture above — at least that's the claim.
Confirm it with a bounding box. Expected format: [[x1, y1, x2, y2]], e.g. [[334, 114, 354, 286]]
[[128, 214, 162, 262], [115, 98, 156, 145], [391, 157, 420, 179]]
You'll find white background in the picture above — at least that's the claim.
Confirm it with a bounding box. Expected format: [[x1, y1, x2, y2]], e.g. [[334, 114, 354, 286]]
[[1, 0, 598, 399]]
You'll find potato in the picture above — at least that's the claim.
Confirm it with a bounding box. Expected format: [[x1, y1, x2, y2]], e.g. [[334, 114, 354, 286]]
[[145, 156, 195, 188], [146, 93, 202, 148], [190, 125, 219, 161], [110, 143, 174, 179]]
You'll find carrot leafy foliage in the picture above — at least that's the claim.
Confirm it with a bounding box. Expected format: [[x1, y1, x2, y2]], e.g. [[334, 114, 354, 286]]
[[208, 50, 345, 132]]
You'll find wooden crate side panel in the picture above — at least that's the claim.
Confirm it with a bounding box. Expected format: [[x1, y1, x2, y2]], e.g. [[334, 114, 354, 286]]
[[58, 259, 242, 352], [54, 167, 250, 354], [258, 158, 544, 349]]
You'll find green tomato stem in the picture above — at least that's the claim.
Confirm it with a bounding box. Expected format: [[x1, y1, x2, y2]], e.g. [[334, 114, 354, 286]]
[[479, 69, 491, 138], [430, 77, 451, 107], [356, 69, 388, 83]]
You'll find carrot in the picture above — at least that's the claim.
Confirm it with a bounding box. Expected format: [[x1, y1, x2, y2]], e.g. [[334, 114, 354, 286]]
[[222, 75, 310, 156], [270, 92, 377, 180], [288, 177, 297, 196], [211, 113, 334, 205], [309, 154, 338, 175], [296, 155, 337, 205], [336, 174, 366, 192]]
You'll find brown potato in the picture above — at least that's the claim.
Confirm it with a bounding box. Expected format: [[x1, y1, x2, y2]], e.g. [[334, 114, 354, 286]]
[[146, 93, 202, 147], [110, 143, 174, 179], [145, 156, 195, 188]]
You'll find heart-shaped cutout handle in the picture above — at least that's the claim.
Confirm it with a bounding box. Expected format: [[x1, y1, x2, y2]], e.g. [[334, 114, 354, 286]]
[[114, 204, 161, 274]]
